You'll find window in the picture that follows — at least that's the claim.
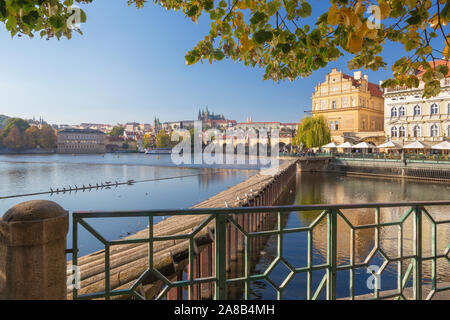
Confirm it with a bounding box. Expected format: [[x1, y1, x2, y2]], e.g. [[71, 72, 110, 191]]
[[335, 121, 339, 131], [413, 125, 421, 137], [391, 126, 398, 137], [431, 103, 439, 115], [399, 126, 406, 137], [362, 120, 366, 130], [448, 125, 450, 138], [431, 124, 439, 137], [448, 103, 450, 114], [332, 100, 336, 109], [330, 122, 335, 130], [399, 106, 406, 116], [391, 107, 398, 117], [414, 105, 421, 116]]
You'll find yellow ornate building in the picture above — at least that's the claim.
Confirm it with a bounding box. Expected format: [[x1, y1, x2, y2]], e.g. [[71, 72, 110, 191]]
[[311, 69, 385, 144]]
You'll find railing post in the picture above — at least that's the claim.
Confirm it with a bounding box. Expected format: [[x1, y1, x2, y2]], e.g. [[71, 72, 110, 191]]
[[214, 213, 227, 300], [414, 206, 423, 300], [0, 200, 68, 300], [327, 209, 337, 300]]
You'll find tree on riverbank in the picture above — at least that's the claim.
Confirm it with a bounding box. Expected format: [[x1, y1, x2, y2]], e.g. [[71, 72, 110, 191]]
[[1, 1, 450, 97], [109, 126, 124, 137], [38, 125, 57, 149], [293, 116, 331, 149], [156, 130, 171, 148], [2, 118, 29, 136], [0, 120, 57, 151]]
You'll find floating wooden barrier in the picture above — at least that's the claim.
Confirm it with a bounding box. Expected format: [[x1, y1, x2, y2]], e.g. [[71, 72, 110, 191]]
[[67, 160, 298, 300]]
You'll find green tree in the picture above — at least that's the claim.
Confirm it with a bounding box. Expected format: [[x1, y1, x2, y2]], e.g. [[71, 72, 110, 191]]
[[3, 118, 29, 136], [2, 1, 449, 97], [142, 133, 154, 149], [109, 126, 124, 137], [38, 125, 57, 149], [293, 116, 331, 149], [156, 130, 171, 148], [0, 115, 9, 130]]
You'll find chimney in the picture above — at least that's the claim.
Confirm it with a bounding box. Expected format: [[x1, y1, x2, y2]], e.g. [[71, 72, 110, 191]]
[[353, 71, 361, 80]]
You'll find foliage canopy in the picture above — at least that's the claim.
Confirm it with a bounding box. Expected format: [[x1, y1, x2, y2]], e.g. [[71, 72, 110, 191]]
[[1, 0, 450, 97]]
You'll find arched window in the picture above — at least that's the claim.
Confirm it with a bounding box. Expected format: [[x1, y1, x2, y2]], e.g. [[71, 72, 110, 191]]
[[399, 106, 406, 116], [431, 124, 439, 137], [399, 126, 406, 137], [413, 125, 421, 138], [391, 107, 398, 117], [431, 103, 439, 115], [391, 126, 398, 137], [414, 105, 421, 116]]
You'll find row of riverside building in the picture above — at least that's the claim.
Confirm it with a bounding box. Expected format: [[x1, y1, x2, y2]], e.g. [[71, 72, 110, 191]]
[[55, 59, 450, 154], [311, 60, 450, 147]]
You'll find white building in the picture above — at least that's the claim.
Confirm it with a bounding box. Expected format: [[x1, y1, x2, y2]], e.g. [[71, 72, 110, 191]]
[[383, 60, 450, 145]]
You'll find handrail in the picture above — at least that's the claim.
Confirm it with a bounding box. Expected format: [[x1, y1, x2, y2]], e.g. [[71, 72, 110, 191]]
[[71, 202, 450, 300], [73, 201, 450, 218]]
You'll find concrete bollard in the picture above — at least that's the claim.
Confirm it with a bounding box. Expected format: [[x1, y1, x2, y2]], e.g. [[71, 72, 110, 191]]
[[0, 200, 68, 300]]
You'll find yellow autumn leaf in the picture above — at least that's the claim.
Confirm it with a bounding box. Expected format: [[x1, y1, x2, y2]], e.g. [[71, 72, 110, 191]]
[[240, 35, 254, 52], [342, 8, 359, 26], [379, 2, 391, 20], [366, 27, 378, 40], [355, 1, 366, 17], [237, 1, 246, 9], [327, 4, 340, 25], [444, 45, 450, 59], [354, 21, 369, 38], [429, 13, 439, 28], [347, 32, 363, 54]]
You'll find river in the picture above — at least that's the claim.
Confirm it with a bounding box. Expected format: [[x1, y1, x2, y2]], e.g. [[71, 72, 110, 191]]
[[0, 154, 449, 299]]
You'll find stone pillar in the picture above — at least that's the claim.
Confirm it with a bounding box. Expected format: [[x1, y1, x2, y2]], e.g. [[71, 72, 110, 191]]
[[0, 200, 68, 300]]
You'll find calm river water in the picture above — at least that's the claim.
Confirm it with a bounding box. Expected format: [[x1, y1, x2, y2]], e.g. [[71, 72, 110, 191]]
[[243, 172, 450, 299], [0, 154, 449, 299]]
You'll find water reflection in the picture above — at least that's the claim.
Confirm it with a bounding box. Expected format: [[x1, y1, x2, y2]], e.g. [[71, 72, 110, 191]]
[[237, 172, 450, 299]]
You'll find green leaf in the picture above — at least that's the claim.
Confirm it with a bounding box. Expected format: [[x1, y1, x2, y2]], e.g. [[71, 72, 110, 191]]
[[214, 49, 224, 60], [49, 16, 65, 30], [253, 30, 273, 44], [298, 2, 312, 18], [187, 5, 198, 17]]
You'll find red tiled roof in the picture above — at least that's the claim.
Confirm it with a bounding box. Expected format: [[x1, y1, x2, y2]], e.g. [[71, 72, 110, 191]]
[[416, 60, 450, 77], [342, 73, 383, 97], [237, 122, 281, 125]]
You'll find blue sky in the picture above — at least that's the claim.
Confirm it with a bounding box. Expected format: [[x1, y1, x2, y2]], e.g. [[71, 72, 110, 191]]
[[0, 1, 409, 125]]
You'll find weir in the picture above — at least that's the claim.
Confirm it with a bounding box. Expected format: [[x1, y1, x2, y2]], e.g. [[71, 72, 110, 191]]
[[67, 160, 299, 299]]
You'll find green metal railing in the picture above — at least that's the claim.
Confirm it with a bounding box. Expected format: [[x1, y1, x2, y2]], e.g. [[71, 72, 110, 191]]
[[334, 152, 450, 163], [71, 201, 450, 300]]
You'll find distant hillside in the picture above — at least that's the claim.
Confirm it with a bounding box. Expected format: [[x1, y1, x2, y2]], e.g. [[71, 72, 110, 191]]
[[0, 115, 10, 130]]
